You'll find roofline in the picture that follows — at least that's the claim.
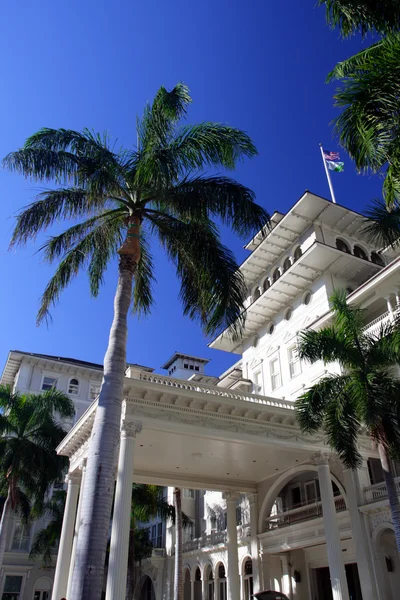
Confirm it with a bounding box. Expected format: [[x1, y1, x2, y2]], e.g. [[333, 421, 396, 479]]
[[161, 352, 210, 370]]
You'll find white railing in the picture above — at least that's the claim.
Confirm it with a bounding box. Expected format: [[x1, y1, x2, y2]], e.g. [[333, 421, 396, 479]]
[[135, 372, 294, 411], [265, 495, 346, 530], [181, 531, 227, 553], [363, 311, 391, 338], [364, 477, 400, 504]]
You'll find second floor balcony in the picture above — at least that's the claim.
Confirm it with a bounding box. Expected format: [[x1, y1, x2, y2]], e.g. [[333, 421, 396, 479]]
[[363, 477, 400, 504], [264, 495, 346, 530]]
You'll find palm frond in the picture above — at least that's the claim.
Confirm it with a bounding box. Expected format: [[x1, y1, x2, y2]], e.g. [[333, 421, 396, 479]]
[[319, 0, 400, 37], [3, 148, 80, 182], [296, 375, 349, 433], [363, 199, 400, 248]]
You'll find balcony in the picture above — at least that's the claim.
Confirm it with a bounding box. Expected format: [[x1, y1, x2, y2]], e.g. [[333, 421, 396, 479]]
[[264, 495, 346, 530], [364, 477, 400, 504], [363, 311, 392, 337], [181, 525, 251, 553]]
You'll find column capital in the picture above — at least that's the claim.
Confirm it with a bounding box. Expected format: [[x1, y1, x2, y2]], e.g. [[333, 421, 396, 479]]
[[247, 493, 258, 505], [310, 451, 331, 466], [121, 420, 142, 438], [222, 490, 240, 502], [66, 471, 81, 485]]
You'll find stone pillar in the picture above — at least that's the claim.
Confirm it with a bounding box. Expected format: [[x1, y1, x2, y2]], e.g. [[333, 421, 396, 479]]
[[105, 421, 142, 600], [247, 494, 261, 593], [223, 491, 241, 600], [386, 296, 395, 321], [66, 461, 87, 598], [343, 469, 378, 600], [202, 574, 208, 600], [51, 472, 80, 600], [314, 453, 349, 600], [280, 555, 293, 599], [191, 578, 195, 600], [260, 552, 271, 592]]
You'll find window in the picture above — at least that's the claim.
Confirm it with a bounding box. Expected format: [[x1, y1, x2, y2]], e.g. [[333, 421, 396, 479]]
[[41, 376, 57, 391], [290, 484, 302, 508], [89, 382, 100, 401], [12, 522, 31, 551], [218, 565, 227, 600], [304, 479, 320, 504], [336, 239, 350, 254], [2, 575, 23, 600], [354, 245, 368, 260], [236, 506, 242, 525], [33, 593, 50, 600], [189, 365, 194, 370], [68, 378, 79, 395], [263, 278, 270, 292], [195, 366, 199, 372], [371, 251, 385, 266], [184, 363, 189, 369], [283, 258, 291, 272], [253, 371, 263, 395], [272, 268, 280, 283], [294, 246, 302, 261], [183, 489, 195, 498], [269, 358, 281, 391], [207, 570, 214, 600], [288, 345, 301, 378], [153, 522, 162, 548], [243, 560, 253, 600]]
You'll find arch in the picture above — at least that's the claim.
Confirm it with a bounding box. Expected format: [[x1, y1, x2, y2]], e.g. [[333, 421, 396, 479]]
[[373, 524, 400, 600], [257, 464, 347, 534], [353, 244, 368, 260], [272, 268, 280, 283], [336, 238, 351, 254], [241, 555, 253, 575], [263, 278, 270, 293], [33, 576, 52, 591], [204, 563, 215, 600], [283, 257, 291, 273], [68, 377, 80, 395], [253, 288, 261, 301], [371, 251, 385, 267], [293, 246, 302, 261], [139, 575, 156, 600]]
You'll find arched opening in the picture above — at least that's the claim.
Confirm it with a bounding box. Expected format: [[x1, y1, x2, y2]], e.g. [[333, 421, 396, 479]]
[[283, 257, 291, 273], [253, 288, 261, 302], [68, 377, 79, 395], [242, 558, 253, 600], [353, 245, 368, 260], [371, 251, 385, 266], [140, 576, 155, 600], [272, 268, 280, 283], [194, 567, 202, 600], [336, 238, 351, 254], [33, 577, 52, 600], [260, 468, 346, 533], [294, 246, 302, 261], [205, 565, 214, 600], [263, 278, 270, 293], [217, 563, 227, 600], [376, 527, 400, 600], [184, 568, 191, 600]]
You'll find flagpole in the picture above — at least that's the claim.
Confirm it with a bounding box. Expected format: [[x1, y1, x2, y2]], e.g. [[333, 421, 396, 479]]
[[319, 143, 337, 204]]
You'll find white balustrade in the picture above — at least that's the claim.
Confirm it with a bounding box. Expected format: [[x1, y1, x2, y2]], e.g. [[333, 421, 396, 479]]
[[363, 477, 400, 504], [265, 495, 346, 529]]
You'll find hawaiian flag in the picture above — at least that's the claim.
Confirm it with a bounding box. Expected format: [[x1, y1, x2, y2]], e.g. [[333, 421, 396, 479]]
[[323, 149, 344, 172]]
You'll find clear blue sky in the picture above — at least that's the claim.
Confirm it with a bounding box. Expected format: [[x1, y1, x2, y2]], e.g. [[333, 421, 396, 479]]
[[0, 1, 383, 378]]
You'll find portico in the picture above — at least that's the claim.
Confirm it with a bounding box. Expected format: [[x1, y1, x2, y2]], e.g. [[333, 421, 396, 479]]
[[54, 369, 374, 600]]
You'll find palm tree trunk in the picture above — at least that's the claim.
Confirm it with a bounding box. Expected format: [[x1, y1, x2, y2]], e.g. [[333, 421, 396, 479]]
[[69, 245, 138, 600], [173, 488, 183, 600], [0, 488, 12, 570], [378, 442, 400, 552]]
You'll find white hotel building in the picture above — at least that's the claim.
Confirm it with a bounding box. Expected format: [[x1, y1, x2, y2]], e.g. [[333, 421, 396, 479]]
[[1, 191, 400, 600]]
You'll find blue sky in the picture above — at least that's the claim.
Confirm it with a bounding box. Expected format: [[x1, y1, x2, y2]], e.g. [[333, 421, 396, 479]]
[[0, 1, 383, 378]]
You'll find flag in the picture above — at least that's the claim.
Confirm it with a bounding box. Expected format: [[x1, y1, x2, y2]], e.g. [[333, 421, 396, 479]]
[[326, 160, 344, 172], [323, 149, 340, 160]]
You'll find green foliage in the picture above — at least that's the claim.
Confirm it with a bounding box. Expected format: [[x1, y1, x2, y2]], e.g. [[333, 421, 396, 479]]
[[319, 0, 400, 37], [363, 199, 400, 249], [296, 289, 400, 468], [327, 34, 400, 208], [29, 490, 66, 566], [0, 385, 74, 518], [4, 84, 269, 337]]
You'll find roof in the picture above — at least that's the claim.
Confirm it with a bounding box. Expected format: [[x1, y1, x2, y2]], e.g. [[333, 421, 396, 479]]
[[161, 352, 210, 370]]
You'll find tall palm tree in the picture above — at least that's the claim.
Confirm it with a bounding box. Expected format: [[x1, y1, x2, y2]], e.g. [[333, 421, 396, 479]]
[[319, 0, 400, 37], [0, 385, 74, 570], [327, 34, 400, 208], [29, 490, 66, 567], [3, 83, 269, 600], [296, 289, 400, 551]]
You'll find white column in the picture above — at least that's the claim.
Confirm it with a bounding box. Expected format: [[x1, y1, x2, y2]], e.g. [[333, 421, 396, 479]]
[[314, 453, 349, 600], [51, 473, 80, 600], [191, 578, 195, 600], [343, 469, 378, 600], [280, 555, 293, 599], [223, 491, 241, 600], [105, 421, 142, 600], [386, 296, 395, 321], [247, 494, 261, 593], [66, 461, 86, 598], [202, 575, 207, 600]]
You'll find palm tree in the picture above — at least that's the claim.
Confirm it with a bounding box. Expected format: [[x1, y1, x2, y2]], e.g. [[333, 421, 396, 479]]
[[319, 0, 400, 37], [326, 34, 400, 208], [3, 82, 269, 600], [173, 488, 183, 600], [296, 289, 400, 551], [29, 490, 66, 567], [0, 385, 74, 570]]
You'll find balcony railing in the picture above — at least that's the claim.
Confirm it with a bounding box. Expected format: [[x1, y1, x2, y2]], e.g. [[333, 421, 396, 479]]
[[135, 372, 294, 411], [181, 524, 251, 553], [265, 495, 346, 530], [364, 477, 400, 504], [363, 311, 392, 338]]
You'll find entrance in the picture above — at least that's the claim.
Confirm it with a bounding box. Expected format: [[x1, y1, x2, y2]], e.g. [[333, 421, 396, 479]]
[[313, 564, 362, 600]]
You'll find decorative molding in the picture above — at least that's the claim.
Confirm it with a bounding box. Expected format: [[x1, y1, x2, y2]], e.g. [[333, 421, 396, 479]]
[[310, 451, 330, 466], [121, 420, 143, 438], [370, 509, 392, 530], [222, 491, 241, 502]]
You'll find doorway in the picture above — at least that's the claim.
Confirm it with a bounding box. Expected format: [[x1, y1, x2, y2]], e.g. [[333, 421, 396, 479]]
[[313, 564, 362, 600]]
